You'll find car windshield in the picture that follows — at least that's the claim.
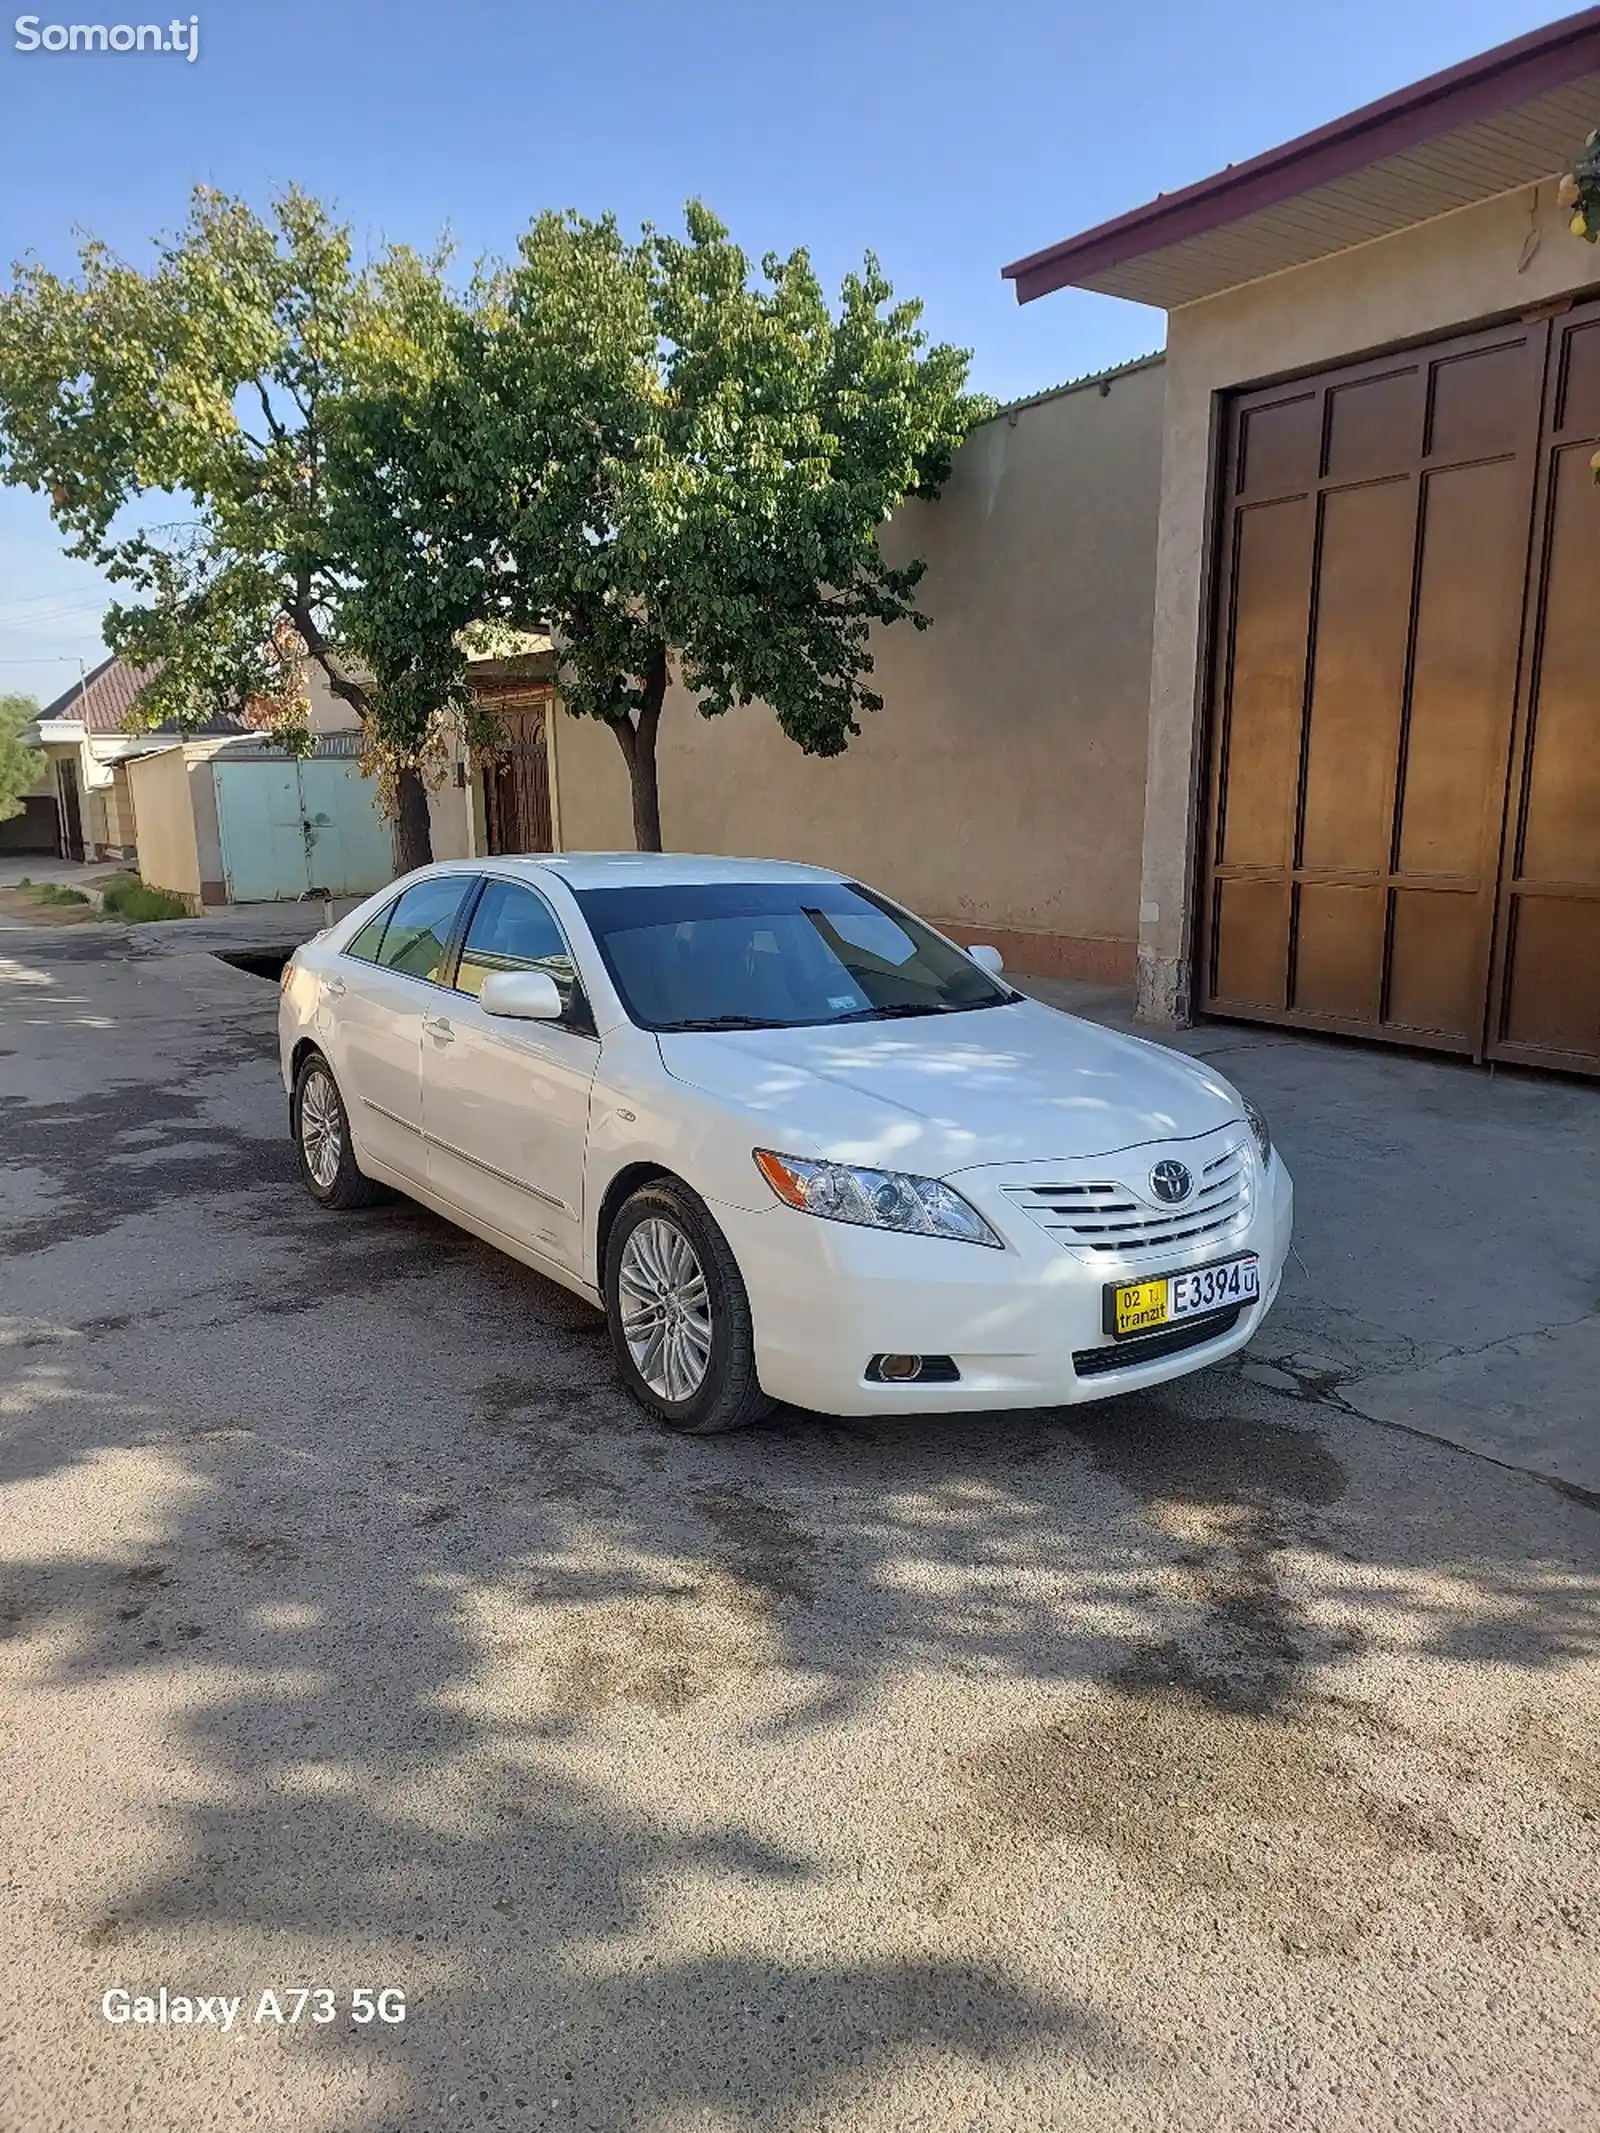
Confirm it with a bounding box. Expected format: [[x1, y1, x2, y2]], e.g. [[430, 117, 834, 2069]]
[[570, 879, 1017, 1032]]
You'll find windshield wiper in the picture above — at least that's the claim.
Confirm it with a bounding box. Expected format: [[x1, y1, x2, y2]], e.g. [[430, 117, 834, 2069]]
[[831, 1002, 949, 1022], [655, 1014, 784, 1032], [834, 994, 1020, 1022]]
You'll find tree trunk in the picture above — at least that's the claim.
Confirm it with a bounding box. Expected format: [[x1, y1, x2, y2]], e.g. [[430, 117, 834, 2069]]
[[395, 766, 434, 871], [626, 730, 662, 851], [608, 647, 668, 852]]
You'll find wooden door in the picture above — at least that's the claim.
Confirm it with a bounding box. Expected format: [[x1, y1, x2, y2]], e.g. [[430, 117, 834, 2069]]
[[482, 696, 553, 856], [56, 759, 84, 862], [1487, 299, 1600, 1074], [1200, 319, 1547, 1056]]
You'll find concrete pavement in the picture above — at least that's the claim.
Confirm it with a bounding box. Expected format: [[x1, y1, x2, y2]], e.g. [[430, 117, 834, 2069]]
[[1027, 975, 1600, 1498], [0, 857, 124, 893], [0, 925, 1596, 2133]]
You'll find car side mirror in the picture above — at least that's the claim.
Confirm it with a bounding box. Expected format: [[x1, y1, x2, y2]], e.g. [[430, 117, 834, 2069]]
[[480, 970, 564, 1021], [969, 944, 1004, 977]]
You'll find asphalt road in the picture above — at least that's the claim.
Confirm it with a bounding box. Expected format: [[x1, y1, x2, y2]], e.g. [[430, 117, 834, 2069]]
[[1, 922, 1596, 2133]]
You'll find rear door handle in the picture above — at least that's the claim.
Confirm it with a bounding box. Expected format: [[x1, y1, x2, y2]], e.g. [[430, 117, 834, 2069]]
[[422, 1014, 454, 1042], [324, 976, 346, 999]]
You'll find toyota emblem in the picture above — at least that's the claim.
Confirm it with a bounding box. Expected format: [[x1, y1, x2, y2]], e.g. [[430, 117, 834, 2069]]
[[1149, 1159, 1193, 1205]]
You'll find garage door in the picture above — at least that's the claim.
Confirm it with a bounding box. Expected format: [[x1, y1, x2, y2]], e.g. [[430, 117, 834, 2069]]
[[1199, 299, 1600, 1075], [213, 749, 397, 903], [0, 794, 61, 856]]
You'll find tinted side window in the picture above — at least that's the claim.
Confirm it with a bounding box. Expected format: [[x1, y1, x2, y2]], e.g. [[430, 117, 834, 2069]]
[[374, 877, 473, 985], [456, 879, 581, 1014], [344, 904, 395, 964]]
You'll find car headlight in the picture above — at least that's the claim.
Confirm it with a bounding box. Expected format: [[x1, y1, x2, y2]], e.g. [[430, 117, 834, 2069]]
[[1242, 1098, 1272, 1167], [754, 1149, 1003, 1248]]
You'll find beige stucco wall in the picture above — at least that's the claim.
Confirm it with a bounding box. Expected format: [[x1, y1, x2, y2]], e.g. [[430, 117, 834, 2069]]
[[427, 778, 475, 865], [304, 669, 358, 736], [549, 358, 1168, 978], [1139, 177, 1600, 1021], [102, 766, 137, 854], [125, 746, 202, 902]]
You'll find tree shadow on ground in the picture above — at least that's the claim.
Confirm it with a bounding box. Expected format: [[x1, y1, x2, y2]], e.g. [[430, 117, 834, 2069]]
[[2, 1034, 1598, 2127]]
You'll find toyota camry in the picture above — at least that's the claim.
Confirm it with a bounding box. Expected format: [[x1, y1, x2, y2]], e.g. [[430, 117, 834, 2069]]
[[278, 854, 1293, 1432]]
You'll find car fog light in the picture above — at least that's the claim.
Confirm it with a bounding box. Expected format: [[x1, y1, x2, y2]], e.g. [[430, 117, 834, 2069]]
[[866, 1354, 961, 1385]]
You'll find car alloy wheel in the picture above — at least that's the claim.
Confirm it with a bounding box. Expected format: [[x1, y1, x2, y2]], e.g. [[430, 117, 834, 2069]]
[[298, 1066, 344, 1191], [292, 1051, 385, 1212], [616, 1215, 714, 1403]]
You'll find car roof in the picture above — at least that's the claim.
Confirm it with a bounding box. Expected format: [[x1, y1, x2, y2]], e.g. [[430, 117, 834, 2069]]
[[458, 851, 848, 890]]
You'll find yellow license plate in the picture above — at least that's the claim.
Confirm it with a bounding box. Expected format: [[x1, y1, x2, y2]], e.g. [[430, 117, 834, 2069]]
[[1113, 1278, 1170, 1336], [1108, 1254, 1260, 1338]]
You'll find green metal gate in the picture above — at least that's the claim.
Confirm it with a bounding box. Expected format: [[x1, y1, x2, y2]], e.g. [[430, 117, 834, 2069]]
[[213, 743, 396, 903]]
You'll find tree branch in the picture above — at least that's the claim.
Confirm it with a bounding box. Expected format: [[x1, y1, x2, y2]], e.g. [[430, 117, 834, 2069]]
[[254, 382, 289, 446], [287, 573, 374, 724]]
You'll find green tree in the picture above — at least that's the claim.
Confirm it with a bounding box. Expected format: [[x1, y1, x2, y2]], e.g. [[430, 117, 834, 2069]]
[[335, 203, 989, 848], [2, 191, 985, 862], [0, 692, 45, 823], [0, 189, 479, 867]]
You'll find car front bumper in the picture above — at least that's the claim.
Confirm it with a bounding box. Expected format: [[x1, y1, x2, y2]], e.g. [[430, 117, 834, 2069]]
[[711, 1137, 1294, 1416]]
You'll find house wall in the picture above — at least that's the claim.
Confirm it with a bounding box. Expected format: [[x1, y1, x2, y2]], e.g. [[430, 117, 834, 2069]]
[[102, 766, 137, 856], [125, 747, 203, 904], [1139, 177, 1600, 1022], [80, 780, 114, 859], [547, 357, 1168, 980], [304, 669, 358, 736], [427, 777, 475, 865], [188, 745, 233, 902]]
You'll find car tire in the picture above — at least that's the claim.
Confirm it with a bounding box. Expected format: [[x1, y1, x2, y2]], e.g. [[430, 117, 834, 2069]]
[[604, 1179, 775, 1434], [292, 1050, 386, 1211]]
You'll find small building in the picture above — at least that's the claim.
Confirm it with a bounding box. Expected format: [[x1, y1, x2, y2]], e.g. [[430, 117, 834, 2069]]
[[21, 646, 553, 905], [1005, 6, 1600, 1076], [28, 655, 244, 863], [125, 731, 399, 910], [28, 655, 406, 909]]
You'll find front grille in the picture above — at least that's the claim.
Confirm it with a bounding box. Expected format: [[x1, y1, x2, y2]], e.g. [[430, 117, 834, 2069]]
[[1072, 1306, 1242, 1378], [1006, 1139, 1252, 1257]]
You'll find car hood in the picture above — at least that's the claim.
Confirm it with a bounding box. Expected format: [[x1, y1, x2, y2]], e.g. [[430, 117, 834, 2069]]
[[654, 998, 1243, 1174]]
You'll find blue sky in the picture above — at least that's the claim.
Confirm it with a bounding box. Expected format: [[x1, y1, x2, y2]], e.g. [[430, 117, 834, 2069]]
[[0, 0, 1572, 704]]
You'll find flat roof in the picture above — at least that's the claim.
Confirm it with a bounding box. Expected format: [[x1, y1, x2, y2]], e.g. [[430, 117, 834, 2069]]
[[1004, 7, 1600, 308]]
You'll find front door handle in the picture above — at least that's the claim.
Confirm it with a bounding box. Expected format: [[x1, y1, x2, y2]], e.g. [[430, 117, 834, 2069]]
[[422, 1014, 454, 1043]]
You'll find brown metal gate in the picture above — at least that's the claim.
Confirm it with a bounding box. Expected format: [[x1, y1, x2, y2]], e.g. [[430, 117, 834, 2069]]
[[1200, 298, 1600, 1076], [480, 692, 554, 856]]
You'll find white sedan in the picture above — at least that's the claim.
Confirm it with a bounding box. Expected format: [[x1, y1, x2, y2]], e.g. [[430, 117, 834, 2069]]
[[278, 853, 1293, 1433]]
